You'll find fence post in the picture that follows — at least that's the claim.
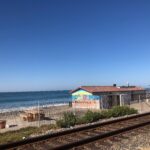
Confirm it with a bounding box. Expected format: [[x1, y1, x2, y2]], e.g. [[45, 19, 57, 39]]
[[73, 101, 76, 115], [38, 100, 40, 127], [120, 94, 122, 106], [139, 95, 143, 113]]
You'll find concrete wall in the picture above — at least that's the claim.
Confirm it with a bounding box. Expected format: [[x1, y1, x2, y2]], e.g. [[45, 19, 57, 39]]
[[72, 100, 100, 109], [72, 89, 101, 109]]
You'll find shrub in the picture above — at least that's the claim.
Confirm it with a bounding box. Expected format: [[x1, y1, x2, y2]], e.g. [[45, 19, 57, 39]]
[[81, 106, 138, 121], [100, 110, 112, 118], [83, 110, 101, 123], [98, 110, 107, 119], [76, 117, 87, 125], [56, 106, 138, 128], [110, 106, 138, 117], [126, 107, 138, 115], [56, 112, 76, 128]]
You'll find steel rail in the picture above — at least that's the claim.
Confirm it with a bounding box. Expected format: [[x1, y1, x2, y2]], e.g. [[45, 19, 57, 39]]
[[0, 112, 149, 150], [51, 120, 150, 150]]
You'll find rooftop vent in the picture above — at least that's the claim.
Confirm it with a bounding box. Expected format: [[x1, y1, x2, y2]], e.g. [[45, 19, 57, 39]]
[[113, 84, 117, 87]]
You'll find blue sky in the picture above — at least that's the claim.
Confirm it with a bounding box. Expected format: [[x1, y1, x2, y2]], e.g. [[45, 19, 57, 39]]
[[0, 0, 150, 92]]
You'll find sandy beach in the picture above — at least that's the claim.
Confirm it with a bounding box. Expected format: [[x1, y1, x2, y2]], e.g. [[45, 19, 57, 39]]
[[0, 102, 149, 133], [0, 104, 88, 133]]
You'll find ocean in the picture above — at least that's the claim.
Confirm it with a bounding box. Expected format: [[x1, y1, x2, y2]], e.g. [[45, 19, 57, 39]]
[[0, 90, 71, 112]]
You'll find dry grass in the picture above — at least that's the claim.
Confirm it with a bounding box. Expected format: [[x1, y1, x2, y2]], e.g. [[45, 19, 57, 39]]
[[0, 124, 58, 145]]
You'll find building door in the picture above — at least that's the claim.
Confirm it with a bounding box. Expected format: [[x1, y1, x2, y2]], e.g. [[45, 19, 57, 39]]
[[117, 95, 120, 105], [108, 95, 120, 108], [108, 96, 113, 108]]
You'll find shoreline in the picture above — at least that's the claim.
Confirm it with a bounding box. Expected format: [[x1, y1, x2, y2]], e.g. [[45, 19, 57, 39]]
[[0, 102, 70, 113]]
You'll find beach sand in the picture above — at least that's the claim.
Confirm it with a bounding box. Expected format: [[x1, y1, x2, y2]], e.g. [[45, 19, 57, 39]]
[[0, 102, 149, 133], [0, 104, 88, 133]]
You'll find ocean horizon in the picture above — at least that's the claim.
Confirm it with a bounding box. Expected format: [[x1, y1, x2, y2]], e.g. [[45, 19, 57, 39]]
[[0, 90, 71, 113]]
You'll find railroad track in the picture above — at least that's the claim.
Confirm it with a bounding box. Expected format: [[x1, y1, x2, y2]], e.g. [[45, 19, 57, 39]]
[[74, 124, 150, 150], [0, 112, 150, 150]]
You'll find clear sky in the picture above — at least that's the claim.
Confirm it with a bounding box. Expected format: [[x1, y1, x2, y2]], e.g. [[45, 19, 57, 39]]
[[0, 0, 150, 92]]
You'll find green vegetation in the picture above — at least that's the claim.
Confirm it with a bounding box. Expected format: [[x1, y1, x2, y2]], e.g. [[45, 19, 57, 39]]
[[82, 110, 100, 123], [57, 106, 138, 128], [0, 124, 58, 145], [107, 106, 138, 118], [56, 112, 76, 128], [0, 106, 138, 145]]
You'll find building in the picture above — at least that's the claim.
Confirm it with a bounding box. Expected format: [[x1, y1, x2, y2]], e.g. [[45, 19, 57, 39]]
[[71, 85, 146, 109]]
